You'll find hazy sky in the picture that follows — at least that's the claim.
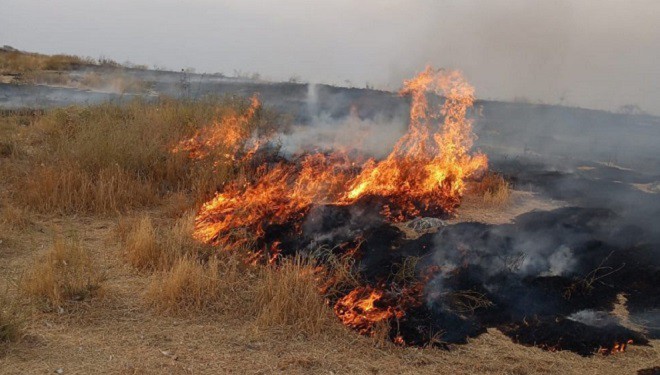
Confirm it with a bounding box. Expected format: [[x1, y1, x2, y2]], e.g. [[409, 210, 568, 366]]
[[2, 0, 659, 114]]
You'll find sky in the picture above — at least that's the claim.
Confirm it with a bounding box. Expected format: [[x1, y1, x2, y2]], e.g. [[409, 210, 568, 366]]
[[2, 0, 659, 114]]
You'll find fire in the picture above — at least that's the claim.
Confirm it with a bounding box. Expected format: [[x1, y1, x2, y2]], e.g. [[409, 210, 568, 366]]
[[191, 67, 487, 249], [598, 340, 633, 355], [333, 286, 404, 335], [342, 67, 487, 220], [180, 67, 488, 336], [172, 95, 264, 162]]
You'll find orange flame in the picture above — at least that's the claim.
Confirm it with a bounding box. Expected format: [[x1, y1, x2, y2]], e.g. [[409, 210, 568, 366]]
[[191, 67, 487, 248], [333, 286, 404, 335], [172, 95, 263, 161], [598, 339, 633, 355]]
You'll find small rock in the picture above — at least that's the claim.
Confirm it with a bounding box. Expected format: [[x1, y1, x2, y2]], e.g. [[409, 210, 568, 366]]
[[54, 369, 64, 374]]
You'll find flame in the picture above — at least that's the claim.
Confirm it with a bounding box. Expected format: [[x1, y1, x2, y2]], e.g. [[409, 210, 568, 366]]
[[333, 286, 404, 335], [172, 95, 263, 161], [191, 67, 488, 250], [598, 339, 633, 355], [341, 67, 487, 221], [177, 68, 489, 337]]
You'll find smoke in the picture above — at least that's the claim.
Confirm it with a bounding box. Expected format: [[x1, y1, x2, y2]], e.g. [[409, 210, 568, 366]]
[[4, 0, 659, 114], [278, 83, 407, 157], [279, 112, 405, 158]]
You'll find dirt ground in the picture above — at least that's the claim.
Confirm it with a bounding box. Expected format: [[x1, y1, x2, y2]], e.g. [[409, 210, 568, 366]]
[[1, 191, 657, 375]]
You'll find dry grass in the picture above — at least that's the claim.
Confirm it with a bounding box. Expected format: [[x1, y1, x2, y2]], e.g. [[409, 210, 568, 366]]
[[4, 96, 283, 216], [0, 291, 22, 343], [123, 216, 161, 271], [0, 50, 96, 74], [122, 212, 209, 272], [145, 255, 247, 314], [253, 256, 336, 335], [0, 201, 32, 230], [15, 163, 158, 215], [22, 237, 104, 310], [470, 172, 511, 206]]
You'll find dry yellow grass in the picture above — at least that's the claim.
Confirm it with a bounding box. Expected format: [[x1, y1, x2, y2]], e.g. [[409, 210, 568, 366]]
[[5, 97, 283, 216], [15, 164, 158, 215], [22, 237, 104, 310], [122, 212, 209, 272], [123, 216, 161, 271], [0, 291, 22, 343], [253, 257, 335, 335], [0, 201, 31, 230], [0, 49, 96, 74], [470, 172, 512, 206], [145, 255, 247, 314]]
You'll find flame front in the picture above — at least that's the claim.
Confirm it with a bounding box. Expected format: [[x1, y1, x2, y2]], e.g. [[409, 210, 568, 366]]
[[190, 67, 488, 250], [341, 67, 487, 220]]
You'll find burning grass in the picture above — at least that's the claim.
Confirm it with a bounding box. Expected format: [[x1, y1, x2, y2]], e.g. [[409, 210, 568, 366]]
[[22, 237, 105, 310]]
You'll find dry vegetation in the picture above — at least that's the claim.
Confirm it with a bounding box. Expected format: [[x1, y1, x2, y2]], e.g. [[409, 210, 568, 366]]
[[253, 257, 336, 335], [145, 255, 246, 314], [7, 97, 280, 215], [0, 48, 152, 93], [21, 237, 105, 311], [468, 171, 512, 206], [0, 292, 22, 343], [0, 98, 657, 374], [0, 49, 99, 74]]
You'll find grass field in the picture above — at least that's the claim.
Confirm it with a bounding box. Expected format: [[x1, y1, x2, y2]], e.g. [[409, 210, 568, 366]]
[[0, 100, 657, 374]]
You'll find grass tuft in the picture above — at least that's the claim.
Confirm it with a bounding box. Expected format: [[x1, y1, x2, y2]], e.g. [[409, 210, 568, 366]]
[[0, 291, 22, 343], [252, 257, 335, 335], [145, 254, 246, 314], [22, 237, 104, 310], [122, 212, 210, 272], [472, 172, 511, 206]]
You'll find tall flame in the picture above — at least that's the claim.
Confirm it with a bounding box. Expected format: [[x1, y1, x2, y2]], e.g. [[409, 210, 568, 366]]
[[188, 67, 487, 248]]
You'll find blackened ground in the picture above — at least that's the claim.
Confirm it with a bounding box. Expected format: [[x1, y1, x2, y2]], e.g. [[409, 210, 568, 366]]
[[499, 317, 648, 356], [261, 200, 657, 355]]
